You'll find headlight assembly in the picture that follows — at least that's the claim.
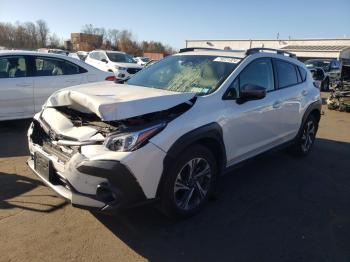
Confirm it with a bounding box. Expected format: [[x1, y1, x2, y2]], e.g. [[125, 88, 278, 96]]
[[104, 122, 166, 152]]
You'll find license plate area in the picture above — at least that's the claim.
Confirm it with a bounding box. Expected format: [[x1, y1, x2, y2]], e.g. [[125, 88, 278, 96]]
[[34, 152, 53, 181]]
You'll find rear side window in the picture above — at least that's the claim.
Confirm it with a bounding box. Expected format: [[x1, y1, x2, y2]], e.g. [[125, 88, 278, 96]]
[[34, 57, 86, 76], [0, 56, 27, 78], [275, 60, 299, 88]]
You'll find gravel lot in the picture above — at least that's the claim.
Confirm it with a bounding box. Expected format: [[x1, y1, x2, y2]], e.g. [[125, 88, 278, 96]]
[[1, 93, 350, 262]]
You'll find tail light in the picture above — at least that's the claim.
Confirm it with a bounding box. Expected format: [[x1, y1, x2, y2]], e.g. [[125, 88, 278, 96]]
[[105, 76, 116, 81]]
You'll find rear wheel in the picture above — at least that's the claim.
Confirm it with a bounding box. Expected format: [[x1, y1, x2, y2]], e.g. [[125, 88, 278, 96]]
[[289, 115, 318, 156], [160, 145, 217, 219]]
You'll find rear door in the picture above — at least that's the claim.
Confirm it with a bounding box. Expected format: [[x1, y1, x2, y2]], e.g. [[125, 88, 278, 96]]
[[31, 55, 83, 112], [0, 55, 34, 120], [272, 59, 306, 141]]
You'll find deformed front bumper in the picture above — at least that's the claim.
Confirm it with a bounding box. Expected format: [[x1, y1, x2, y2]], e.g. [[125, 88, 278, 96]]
[[27, 145, 147, 212]]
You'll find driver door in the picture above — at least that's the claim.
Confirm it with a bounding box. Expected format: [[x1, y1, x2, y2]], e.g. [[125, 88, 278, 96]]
[[222, 58, 284, 166]]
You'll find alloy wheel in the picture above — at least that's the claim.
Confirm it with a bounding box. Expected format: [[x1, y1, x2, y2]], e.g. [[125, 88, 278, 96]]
[[301, 120, 315, 153], [173, 158, 212, 211]]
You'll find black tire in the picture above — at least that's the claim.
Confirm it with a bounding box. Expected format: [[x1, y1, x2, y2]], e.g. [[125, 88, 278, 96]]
[[322, 78, 330, 92], [289, 114, 318, 157], [160, 145, 218, 219]]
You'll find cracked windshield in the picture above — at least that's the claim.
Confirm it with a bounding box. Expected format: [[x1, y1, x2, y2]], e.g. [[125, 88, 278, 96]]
[[127, 55, 240, 95]]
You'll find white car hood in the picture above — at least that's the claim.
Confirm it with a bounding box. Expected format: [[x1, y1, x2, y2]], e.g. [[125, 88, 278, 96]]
[[45, 81, 195, 121]]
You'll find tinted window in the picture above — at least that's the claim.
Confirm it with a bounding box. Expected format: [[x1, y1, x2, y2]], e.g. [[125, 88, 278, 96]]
[[0, 56, 27, 78], [275, 60, 299, 88], [225, 58, 274, 99], [106, 52, 136, 63], [35, 57, 85, 76], [240, 58, 274, 91]]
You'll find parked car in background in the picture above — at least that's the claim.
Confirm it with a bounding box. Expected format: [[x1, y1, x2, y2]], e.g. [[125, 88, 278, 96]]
[[76, 51, 89, 61], [0, 50, 115, 121], [134, 56, 150, 66], [27, 47, 321, 219], [85, 50, 142, 80], [68, 52, 80, 60], [310, 67, 325, 89], [305, 59, 341, 91]]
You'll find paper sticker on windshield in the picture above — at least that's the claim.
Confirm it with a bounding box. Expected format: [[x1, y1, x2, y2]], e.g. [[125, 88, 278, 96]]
[[214, 57, 240, 63]]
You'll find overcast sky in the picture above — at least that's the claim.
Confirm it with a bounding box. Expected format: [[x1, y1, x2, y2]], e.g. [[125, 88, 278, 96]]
[[1, 0, 350, 49]]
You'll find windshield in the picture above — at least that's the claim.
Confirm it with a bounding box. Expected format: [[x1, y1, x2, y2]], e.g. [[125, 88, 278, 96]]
[[305, 60, 330, 72], [126, 55, 240, 95], [106, 52, 136, 63], [141, 57, 150, 62]]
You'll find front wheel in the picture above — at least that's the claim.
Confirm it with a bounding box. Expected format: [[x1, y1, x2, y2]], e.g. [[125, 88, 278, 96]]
[[160, 145, 217, 219], [289, 115, 318, 156]]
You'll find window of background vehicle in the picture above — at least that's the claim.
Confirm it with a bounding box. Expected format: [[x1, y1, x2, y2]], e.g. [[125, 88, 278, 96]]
[[0, 56, 27, 78], [275, 60, 299, 88], [35, 57, 82, 76], [127, 55, 240, 95], [106, 52, 136, 63]]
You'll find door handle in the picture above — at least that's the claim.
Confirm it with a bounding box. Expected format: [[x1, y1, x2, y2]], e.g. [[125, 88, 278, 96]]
[[65, 80, 77, 83], [16, 83, 32, 87], [273, 101, 282, 108], [301, 90, 308, 96]]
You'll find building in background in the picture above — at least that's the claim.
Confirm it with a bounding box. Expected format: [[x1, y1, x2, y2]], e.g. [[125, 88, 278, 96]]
[[186, 38, 350, 61], [143, 52, 167, 60], [70, 33, 103, 51]]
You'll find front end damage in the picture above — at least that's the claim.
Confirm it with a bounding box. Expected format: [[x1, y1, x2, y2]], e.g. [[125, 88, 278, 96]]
[[27, 95, 195, 211]]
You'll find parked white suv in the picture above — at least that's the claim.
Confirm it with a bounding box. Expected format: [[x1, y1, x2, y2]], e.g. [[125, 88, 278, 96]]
[[134, 56, 150, 66], [0, 51, 115, 121], [27, 48, 321, 219], [85, 50, 142, 80]]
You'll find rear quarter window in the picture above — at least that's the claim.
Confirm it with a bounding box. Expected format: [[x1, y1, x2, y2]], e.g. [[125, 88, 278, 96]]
[[298, 66, 307, 82]]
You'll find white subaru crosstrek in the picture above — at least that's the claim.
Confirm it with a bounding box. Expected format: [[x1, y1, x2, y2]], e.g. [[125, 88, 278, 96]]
[[85, 50, 142, 80], [27, 48, 321, 219]]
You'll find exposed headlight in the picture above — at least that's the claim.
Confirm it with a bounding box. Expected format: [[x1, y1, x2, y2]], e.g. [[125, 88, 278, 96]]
[[104, 122, 166, 152], [115, 65, 127, 70]]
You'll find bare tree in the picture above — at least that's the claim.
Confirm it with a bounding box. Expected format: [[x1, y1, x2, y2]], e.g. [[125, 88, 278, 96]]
[[36, 19, 49, 47]]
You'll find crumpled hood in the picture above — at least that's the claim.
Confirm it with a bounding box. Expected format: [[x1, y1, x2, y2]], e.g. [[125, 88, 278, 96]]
[[45, 81, 195, 121]]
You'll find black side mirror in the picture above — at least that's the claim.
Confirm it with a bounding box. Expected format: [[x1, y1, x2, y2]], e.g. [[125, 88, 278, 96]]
[[237, 84, 266, 104], [101, 59, 108, 63]]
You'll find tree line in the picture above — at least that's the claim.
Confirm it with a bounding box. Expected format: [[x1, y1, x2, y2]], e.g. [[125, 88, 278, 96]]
[[0, 20, 176, 55], [81, 24, 176, 55], [0, 20, 60, 49]]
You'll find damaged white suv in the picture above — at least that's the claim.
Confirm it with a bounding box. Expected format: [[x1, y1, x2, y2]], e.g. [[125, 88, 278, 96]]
[[27, 48, 321, 218]]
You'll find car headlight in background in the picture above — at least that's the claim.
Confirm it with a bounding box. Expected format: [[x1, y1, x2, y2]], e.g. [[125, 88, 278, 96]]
[[104, 122, 166, 152], [115, 65, 127, 70]]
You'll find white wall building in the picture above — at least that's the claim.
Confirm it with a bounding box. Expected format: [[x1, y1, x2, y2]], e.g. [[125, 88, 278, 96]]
[[185, 38, 350, 61]]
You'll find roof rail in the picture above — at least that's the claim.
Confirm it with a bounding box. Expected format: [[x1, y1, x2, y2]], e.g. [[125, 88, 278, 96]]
[[179, 47, 220, 53], [246, 48, 296, 58]]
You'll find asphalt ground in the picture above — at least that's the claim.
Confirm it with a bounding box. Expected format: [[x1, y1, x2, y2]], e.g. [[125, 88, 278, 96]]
[[0, 92, 349, 262]]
